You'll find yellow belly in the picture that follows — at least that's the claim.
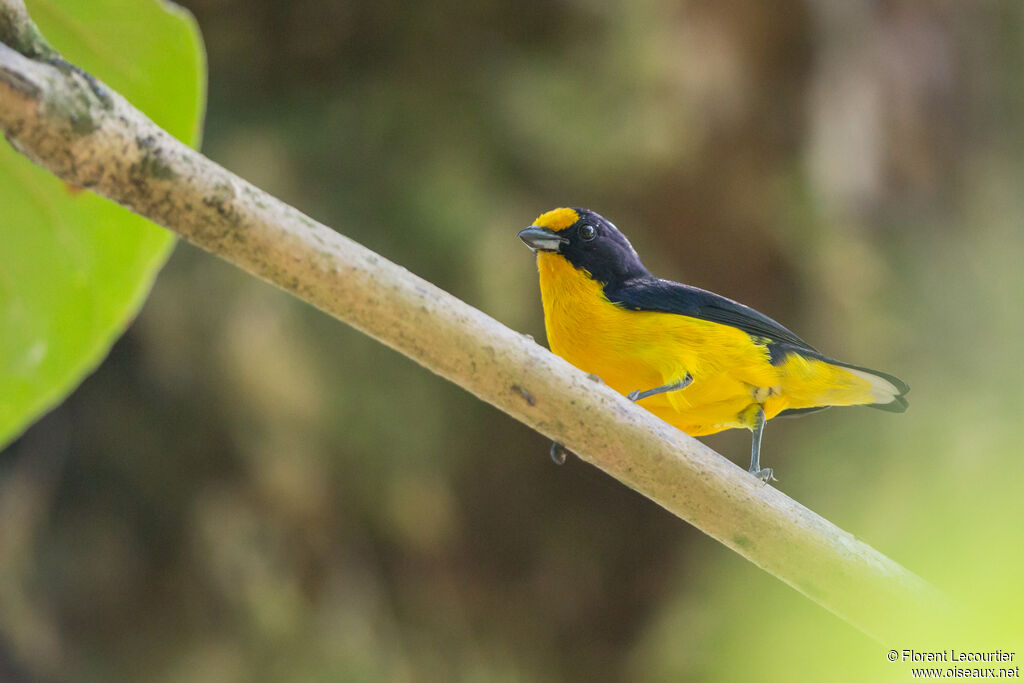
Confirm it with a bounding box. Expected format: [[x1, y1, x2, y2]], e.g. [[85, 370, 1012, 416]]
[[536, 253, 875, 435]]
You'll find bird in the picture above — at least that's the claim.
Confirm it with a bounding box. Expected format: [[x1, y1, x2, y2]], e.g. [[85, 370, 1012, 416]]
[[518, 207, 908, 481]]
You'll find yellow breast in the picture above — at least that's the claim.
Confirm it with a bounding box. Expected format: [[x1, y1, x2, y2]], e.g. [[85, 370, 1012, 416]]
[[535, 253, 875, 435]]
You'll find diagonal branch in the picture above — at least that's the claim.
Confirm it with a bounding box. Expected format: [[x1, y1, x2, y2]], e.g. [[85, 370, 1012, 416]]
[[0, 3, 949, 642]]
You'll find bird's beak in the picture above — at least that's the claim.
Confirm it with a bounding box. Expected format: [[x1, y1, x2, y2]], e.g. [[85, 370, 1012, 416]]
[[518, 226, 569, 253]]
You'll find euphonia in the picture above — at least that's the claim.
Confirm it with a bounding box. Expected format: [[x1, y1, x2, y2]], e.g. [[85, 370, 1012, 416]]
[[518, 207, 908, 481]]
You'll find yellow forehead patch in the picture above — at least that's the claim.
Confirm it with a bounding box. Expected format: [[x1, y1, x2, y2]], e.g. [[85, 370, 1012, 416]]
[[532, 207, 579, 232]]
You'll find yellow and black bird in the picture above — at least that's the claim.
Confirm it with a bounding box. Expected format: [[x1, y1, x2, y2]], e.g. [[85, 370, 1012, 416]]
[[518, 207, 908, 481]]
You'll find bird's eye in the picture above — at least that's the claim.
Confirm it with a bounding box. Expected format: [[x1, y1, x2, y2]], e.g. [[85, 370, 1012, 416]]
[[579, 224, 597, 241]]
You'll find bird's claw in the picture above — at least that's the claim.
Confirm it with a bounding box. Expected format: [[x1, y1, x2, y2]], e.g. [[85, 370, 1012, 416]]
[[749, 467, 777, 484], [550, 442, 570, 465], [626, 390, 642, 402]]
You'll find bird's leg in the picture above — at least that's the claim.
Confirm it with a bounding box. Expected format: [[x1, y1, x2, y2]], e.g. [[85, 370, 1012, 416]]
[[550, 374, 693, 465], [549, 441, 571, 465], [627, 373, 693, 402], [748, 407, 777, 483]]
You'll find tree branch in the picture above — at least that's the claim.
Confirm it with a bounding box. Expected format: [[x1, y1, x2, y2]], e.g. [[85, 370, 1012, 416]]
[[0, 0, 56, 61], [0, 4, 948, 642]]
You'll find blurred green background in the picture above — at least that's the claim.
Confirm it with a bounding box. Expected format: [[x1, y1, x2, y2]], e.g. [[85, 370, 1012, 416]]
[[2, 1, 1023, 681]]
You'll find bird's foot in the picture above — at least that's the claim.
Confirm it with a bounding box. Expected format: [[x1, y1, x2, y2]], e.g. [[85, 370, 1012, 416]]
[[627, 375, 692, 403], [550, 442, 572, 465], [748, 466, 777, 484]]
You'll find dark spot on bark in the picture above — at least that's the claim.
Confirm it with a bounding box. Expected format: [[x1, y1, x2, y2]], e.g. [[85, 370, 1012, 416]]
[[136, 148, 176, 181], [511, 385, 536, 406], [201, 182, 241, 227], [68, 109, 97, 135]]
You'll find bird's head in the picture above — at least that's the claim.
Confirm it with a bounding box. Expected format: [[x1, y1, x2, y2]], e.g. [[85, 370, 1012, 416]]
[[518, 207, 648, 284]]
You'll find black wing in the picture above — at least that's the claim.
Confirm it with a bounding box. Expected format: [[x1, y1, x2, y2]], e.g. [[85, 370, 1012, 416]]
[[604, 276, 909, 409], [605, 277, 817, 352]]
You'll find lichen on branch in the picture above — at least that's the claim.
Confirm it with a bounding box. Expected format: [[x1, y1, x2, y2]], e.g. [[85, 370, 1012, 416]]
[[0, 0, 57, 61]]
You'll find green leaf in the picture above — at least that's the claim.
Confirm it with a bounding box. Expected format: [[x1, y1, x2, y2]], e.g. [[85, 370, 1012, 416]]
[[0, 0, 206, 448]]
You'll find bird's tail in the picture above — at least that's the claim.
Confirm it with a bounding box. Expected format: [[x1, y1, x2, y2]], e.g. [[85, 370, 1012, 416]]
[[774, 347, 909, 414], [829, 360, 909, 413]]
